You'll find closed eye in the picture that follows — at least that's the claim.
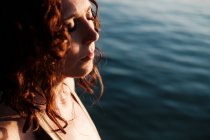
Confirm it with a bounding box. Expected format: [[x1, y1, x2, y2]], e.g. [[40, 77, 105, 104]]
[[64, 6, 95, 33], [65, 18, 76, 32], [86, 7, 94, 21]]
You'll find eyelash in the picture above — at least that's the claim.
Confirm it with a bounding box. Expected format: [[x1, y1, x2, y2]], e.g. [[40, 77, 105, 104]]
[[87, 10, 95, 21], [67, 22, 76, 32], [67, 11, 95, 33]]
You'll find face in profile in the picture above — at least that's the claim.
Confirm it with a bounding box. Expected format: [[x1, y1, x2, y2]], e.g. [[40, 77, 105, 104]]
[[62, 0, 99, 78]]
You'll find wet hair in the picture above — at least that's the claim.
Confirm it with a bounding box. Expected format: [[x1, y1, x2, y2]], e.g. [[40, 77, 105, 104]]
[[0, 0, 103, 133]]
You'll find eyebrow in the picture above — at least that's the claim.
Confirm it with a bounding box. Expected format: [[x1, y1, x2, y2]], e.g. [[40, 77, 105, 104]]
[[64, 5, 92, 21]]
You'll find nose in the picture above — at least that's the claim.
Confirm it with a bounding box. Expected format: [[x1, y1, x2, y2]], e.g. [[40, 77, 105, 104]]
[[80, 19, 99, 45]]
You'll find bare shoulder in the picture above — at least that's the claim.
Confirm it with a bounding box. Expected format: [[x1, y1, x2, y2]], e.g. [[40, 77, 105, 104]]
[[0, 119, 36, 140], [0, 102, 20, 140], [0, 120, 20, 140], [0, 103, 36, 140]]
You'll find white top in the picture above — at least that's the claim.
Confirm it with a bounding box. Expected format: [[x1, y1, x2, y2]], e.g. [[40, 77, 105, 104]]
[[0, 77, 101, 140]]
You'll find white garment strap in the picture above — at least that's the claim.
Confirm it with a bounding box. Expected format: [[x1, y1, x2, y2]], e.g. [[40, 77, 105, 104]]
[[71, 91, 101, 137], [36, 90, 101, 140]]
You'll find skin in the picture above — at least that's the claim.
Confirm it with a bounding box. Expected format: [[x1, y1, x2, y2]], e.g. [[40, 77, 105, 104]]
[[54, 0, 101, 139], [62, 0, 99, 78], [54, 78, 101, 139], [0, 0, 101, 139]]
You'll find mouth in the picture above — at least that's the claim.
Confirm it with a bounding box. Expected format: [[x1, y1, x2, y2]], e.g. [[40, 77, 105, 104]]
[[81, 52, 94, 62]]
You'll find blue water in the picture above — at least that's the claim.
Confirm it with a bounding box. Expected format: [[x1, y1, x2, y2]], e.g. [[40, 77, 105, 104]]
[[84, 0, 210, 139]]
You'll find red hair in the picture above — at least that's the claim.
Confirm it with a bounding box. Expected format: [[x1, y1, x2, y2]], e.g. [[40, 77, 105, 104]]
[[0, 0, 103, 133]]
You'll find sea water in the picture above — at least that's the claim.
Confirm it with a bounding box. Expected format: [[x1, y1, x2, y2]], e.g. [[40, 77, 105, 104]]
[[85, 0, 210, 139]]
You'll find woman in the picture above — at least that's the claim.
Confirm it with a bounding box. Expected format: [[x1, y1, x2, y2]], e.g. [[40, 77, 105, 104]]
[[0, 0, 103, 139]]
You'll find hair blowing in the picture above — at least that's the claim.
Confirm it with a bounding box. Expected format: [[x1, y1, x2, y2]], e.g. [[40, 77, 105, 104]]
[[0, 0, 103, 133]]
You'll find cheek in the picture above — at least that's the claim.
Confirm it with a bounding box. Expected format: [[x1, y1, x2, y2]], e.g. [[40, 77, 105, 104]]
[[65, 48, 77, 65], [63, 49, 78, 76], [68, 42, 80, 57], [65, 43, 81, 65]]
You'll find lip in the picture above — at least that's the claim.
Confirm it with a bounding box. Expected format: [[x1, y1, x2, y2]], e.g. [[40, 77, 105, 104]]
[[81, 52, 94, 62]]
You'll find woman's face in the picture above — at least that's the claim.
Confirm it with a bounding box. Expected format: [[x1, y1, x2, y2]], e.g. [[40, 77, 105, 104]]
[[62, 0, 99, 78]]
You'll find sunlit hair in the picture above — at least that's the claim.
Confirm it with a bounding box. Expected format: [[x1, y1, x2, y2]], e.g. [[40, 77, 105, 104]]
[[0, 0, 103, 133]]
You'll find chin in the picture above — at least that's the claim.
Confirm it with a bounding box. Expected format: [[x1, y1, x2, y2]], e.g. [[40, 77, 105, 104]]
[[80, 64, 93, 77], [66, 63, 93, 78]]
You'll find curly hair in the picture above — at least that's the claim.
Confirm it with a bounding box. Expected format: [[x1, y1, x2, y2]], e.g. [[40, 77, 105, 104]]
[[0, 0, 103, 133]]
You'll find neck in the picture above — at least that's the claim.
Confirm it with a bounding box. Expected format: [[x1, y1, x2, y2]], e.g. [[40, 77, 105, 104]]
[[63, 77, 75, 92]]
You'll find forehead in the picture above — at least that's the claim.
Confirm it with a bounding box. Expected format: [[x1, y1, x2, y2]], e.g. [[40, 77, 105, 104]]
[[62, 0, 91, 19]]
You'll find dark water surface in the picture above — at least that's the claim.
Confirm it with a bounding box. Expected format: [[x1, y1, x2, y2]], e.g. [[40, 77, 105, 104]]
[[83, 0, 210, 139]]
